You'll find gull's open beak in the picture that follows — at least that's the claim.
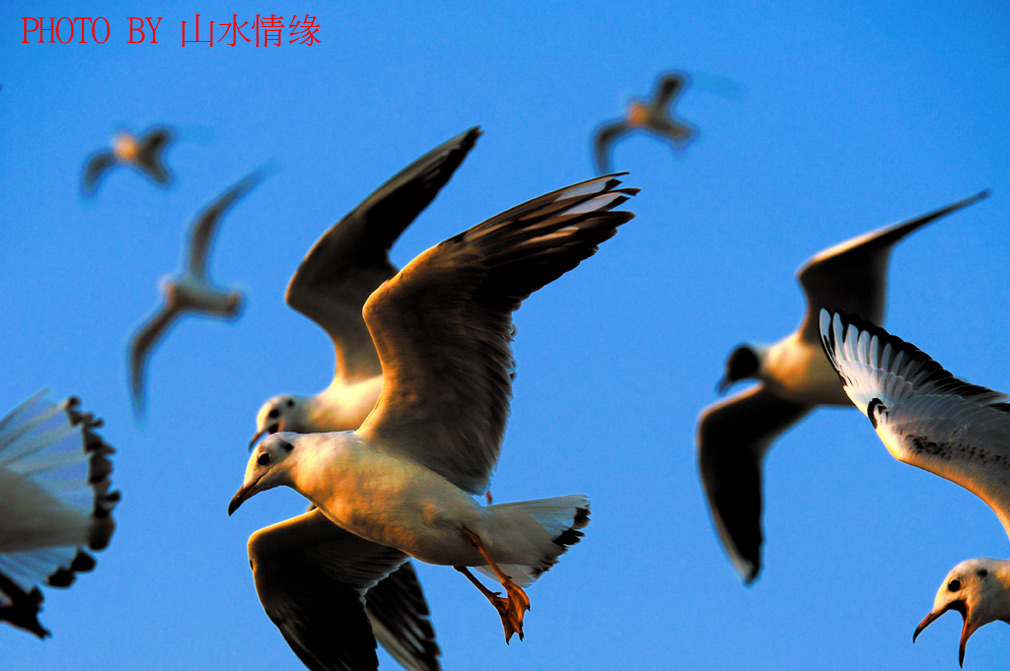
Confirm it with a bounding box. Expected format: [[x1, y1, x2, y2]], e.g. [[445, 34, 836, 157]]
[[248, 430, 266, 451], [913, 600, 969, 667], [228, 473, 265, 516]]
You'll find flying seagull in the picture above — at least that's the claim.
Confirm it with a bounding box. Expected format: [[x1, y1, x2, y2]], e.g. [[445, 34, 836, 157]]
[[592, 72, 695, 174], [0, 392, 118, 638], [250, 126, 480, 447], [82, 126, 174, 196], [697, 190, 989, 583], [128, 169, 265, 418], [230, 173, 637, 652], [820, 309, 1010, 667]]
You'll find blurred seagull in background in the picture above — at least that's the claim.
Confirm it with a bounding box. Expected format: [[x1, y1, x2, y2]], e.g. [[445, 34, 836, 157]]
[[81, 126, 175, 197], [820, 309, 1010, 667], [697, 190, 989, 583], [0, 392, 118, 638], [128, 169, 266, 418], [249, 127, 480, 448], [230, 174, 637, 650], [593, 72, 695, 173]]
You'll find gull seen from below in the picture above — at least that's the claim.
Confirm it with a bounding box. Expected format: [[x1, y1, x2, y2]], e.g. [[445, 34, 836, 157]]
[[230, 173, 637, 655], [128, 169, 266, 418], [250, 126, 480, 447], [697, 190, 990, 583], [0, 392, 118, 638], [593, 72, 695, 173], [81, 126, 174, 197], [820, 309, 1010, 667]]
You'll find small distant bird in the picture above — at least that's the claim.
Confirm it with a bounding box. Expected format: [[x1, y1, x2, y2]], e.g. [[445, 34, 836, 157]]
[[248, 509, 440, 671], [697, 190, 989, 583], [593, 72, 695, 173], [128, 169, 265, 417], [81, 126, 174, 196], [0, 392, 118, 638], [250, 126, 479, 448], [820, 310, 1010, 667], [230, 174, 637, 649]]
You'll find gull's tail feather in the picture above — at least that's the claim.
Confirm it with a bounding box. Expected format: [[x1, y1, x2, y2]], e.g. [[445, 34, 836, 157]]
[[0, 393, 118, 638], [478, 495, 590, 586]]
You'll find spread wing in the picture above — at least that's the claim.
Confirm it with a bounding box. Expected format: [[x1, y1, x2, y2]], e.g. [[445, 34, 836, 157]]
[[654, 72, 688, 109], [249, 510, 439, 671], [796, 191, 988, 343], [81, 152, 117, 196], [185, 169, 265, 280], [286, 127, 480, 384], [136, 127, 174, 184], [357, 175, 637, 494], [820, 310, 1010, 541], [592, 121, 630, 174], [128, 303, 182, 418], [697, 387, 812, 583]]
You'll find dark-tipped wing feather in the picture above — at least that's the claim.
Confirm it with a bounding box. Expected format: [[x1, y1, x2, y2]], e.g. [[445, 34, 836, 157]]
[[286, 127, 480, 384], [820, 310, 1010, 539], [697, 386, 812, 583], [358, 175, 637, 494]]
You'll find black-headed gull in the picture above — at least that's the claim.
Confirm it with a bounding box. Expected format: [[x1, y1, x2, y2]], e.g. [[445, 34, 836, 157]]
[[128, 169, 265, 417], [697, 190, 989, 583], [230, 174, 637, 647], [250, 127, 480, 447], [820, 309, 1010, 666], [593, 72, 694, 173], [82, 126, 174, 196], [0, 392, 118, 638]]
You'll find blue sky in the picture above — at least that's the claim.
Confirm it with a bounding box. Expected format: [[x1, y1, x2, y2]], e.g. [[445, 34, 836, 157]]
[[2, 1, 1009, 669]]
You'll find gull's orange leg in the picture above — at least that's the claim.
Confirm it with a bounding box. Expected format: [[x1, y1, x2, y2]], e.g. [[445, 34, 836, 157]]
[[454, 528, 530, 643]]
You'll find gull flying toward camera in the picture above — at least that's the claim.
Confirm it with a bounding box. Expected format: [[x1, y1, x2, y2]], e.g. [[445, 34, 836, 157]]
[[0, 392, 118, 638], [821, 309, 1010, 667], [128, 169, 265, 417], [81, 126, 174, 196], [697, 190, 989, 583], [593, 72, 695, 174], [249, 126, 480, 448], [230, 173, 637, 653]]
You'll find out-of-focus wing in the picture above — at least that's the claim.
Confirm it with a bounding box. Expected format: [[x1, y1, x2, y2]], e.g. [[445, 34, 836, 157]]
[[796, 191, 988, 343], [697, 386, 811, 583], [286, 127, 480, 384]]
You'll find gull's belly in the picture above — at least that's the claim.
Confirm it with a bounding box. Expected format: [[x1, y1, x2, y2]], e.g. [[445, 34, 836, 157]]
[[312, 452, 485, 566], [765, 337, 850, 406]]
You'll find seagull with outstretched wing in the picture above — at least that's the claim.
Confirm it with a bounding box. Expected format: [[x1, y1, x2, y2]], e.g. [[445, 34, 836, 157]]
[[697, 190, 989, 583]]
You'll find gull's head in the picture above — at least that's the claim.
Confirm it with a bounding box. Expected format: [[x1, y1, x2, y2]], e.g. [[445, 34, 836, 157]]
[[717, 344, 763, 395], [914, 558, 1010, 667], [249, 395, 304, 450], [229, 433, 300, 515]]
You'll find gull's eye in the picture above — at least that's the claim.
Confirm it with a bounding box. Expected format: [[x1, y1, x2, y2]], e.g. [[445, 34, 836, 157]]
[[267, 408, 280, 419], [257, 453, 270, 466], [948, 579, 962, 592]]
